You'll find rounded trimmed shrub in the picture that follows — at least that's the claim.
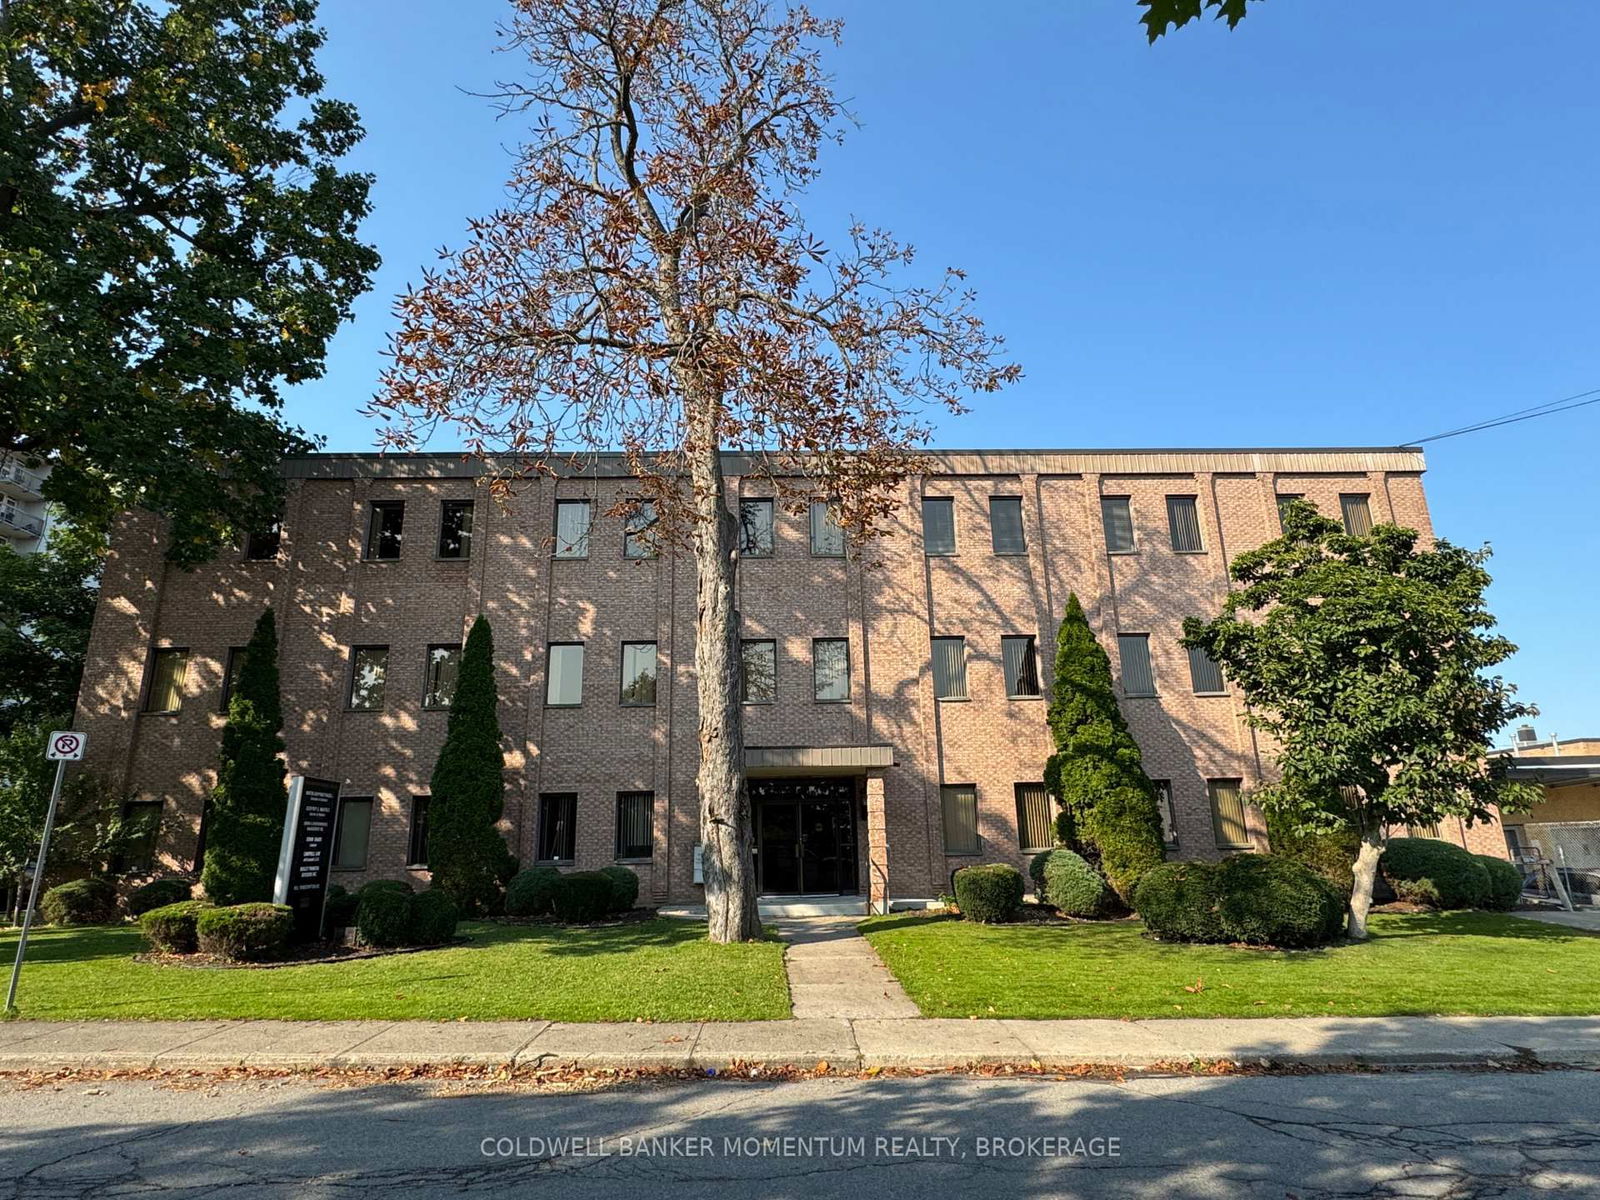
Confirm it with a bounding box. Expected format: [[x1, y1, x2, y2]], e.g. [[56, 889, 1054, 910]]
[[323, 884, 360, 931], [1380, 838, 1490, 910], [953, 863, 1025, 924], [1039, 848, 1112, 917], [1475, 854, 1522, 911], [127, 878, 193, 917], [599, 865, 640, 913], [196, 903, 293, 961], [40, 877, 118, 926], [1133, 861, 1227, 943], [549, 871, 616, 923], [139, 900, 209, 954], [408, 889, 460, 945], [357, 878, 414, 900], [1028, 849, 1054, 895], [1213, 854, 1346, 948], [356, 887, 414, 948], [506, 866, 562, 917]]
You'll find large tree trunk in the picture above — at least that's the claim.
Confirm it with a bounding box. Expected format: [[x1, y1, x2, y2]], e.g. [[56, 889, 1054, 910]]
[[1347, 821, 1387, 940]]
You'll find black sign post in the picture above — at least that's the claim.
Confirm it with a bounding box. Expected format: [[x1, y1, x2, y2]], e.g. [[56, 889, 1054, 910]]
[[273, 776, 340, 942]]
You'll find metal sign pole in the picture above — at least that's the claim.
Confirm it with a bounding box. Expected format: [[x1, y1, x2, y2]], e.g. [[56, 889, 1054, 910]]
[[5, 757, 68, 1014]]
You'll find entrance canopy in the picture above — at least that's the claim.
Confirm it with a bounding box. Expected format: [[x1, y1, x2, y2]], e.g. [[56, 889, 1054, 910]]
[[746, 745, 893, 776]]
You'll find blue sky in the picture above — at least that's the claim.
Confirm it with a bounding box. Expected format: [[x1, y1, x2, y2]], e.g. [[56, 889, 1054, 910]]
[[293, 0, 1600, 740]]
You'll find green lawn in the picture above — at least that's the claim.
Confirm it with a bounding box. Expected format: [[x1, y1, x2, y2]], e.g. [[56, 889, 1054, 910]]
[[862, 911, 1600, 1019], [1, 918, 790, 1022]]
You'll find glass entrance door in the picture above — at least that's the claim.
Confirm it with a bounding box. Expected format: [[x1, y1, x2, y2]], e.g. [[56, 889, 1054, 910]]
[[752, 778, 859, 895]]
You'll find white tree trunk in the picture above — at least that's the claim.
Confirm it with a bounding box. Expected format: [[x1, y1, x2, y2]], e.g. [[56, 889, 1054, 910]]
[[1347, 822, 1387, 940]]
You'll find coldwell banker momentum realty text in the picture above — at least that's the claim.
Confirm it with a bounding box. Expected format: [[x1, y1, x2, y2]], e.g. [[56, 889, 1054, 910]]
[[478, 1133, 1124, 1160]]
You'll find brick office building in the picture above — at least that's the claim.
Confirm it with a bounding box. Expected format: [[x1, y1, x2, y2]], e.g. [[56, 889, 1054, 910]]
[[73, 445, 1509, 913]]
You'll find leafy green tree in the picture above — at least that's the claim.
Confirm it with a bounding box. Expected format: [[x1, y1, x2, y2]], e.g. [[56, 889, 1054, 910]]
[[0, 0, 379, 563], [0, 523, 101, 733], [200, 608, 286, 904], [426, 615, 515, 914], [1138, 0, 1261, 41], [1182, 502, 1538, 939], [1044, 593, 1168, 904]]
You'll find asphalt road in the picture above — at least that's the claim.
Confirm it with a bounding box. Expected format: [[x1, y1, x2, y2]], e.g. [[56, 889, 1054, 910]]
[[2, 1069, 1598, 1198]]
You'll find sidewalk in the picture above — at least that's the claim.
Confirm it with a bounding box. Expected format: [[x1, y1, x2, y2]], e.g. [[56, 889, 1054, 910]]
[[2, 1014, 1596, 1073]]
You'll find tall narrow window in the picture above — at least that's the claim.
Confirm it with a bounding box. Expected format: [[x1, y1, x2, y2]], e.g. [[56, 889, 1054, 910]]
[[406, 796, 430, 867], [1117, 634, 1155, 696], [366, 500, 405, 560], [423, 644, 461, 709], [546, 643, 585, 706], [809, 501, 845, 557], [1340, 493, 1373, 536], [623, 500, 658, 559], [1166, 495, 1202, 552], [615, 791, 654, 860], [1153, 780, 1177, 848], [989, 497, 1026, 554], [437, 499, 474, 558], [114, 800, 164, 873], [554, 499, 592, 558], [941, 784, 980, 855], [813, 638, 850, 702], [739, 498, 774, 557], [245, 522, 281, 561], [740, 639, 777, 703], [922, 497, 956, 555], [1208, 779, 1249, 849], [1001, 635, 1041, 698], [219, 646, 248, 713], [348, 646, 389, 710], [145, 648, 189, 713], [1276, 493, 1304, 532], [1187, 645, 1225, 695], [538, 792, 577, 862], [1014, 783, 1053, 853], [619, 641, 657, 706], [1101, 496, 1135, 553], [931, 636, 968, 700], [333, 797, 374, 869]]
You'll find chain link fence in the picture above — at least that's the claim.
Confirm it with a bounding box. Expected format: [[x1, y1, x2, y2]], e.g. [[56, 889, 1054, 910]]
[[1505, 821, 1600, 908]]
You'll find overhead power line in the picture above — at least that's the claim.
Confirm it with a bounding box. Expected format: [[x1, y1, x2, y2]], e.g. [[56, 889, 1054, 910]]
[[1410, 387, 1600, 445]]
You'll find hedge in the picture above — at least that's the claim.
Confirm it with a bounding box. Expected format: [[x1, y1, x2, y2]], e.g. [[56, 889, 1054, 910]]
[[323, 884, 360, 930], [506, 866, 562, 917], [1028, 849, 1054, 896], [550, 871, 617, 923], [953, 863, 1024, 924], [1380, 838, 1490, 910], [127, 878, 193, 917], [1136, 855, 1344, 948], [599, 865, 640, 913], [195, 903, 293, 961], [408, 889, 461, 945], [358, 878, 414, 899], [356, 887, 415, 948], [1038, 848, 1111, 918], [1132, 861, 1227, 943], [40, 877, 118, 926], [1475, 854, 1523, 911], [139, 900, 210, 954]]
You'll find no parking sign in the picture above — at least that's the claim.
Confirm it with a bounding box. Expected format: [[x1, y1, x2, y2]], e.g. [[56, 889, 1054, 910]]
[[46, 731, 86, 761]]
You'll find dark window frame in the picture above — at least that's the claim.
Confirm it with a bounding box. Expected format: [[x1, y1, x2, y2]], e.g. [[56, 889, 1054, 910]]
[[365, 500, 405, 561], [1187, 645, 1226, 696], [545, 641, 585, 707], [1101, 495, 1136, 554], [115, 799, 165, 874], [1166, 495, 1204, 553], [1276, 493, 1304, 532], [1208, 778, 1250, 850], [989, 496, 1027, 555], [244, 522, 282, 561], [812, 637, 850, 703], [1152, 779, 1178, 849], [436, 498, 474, 559], [537, 792, 578, 863], [940, 784, 980, 856], [347, 644, 390, 711], [143, 646, 190, 714], [738, 497, 775, 558], [931, 636, 968, 700], [219, 645, 248, 713], [922, 496, 956, 556], [1014, 782, 1053, 854], [332, 796, 375, 870], [740, 638, 778, 705], [619, 640, 658, 707], [553, 498, 593, 559], [1117, 633, 1156, 697], [422, 643, 462, 710], [1001, 634, 1042, 699], [623, 499, 659, 559], [615, 791, 654, 861], [1340, 493, 1374, 536], [406, 795, 430, 868], [809, 500, 845, 557]]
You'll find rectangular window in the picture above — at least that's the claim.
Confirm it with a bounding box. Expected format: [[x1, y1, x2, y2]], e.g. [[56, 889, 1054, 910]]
[[366, 500, 405, 560], [1187, 645, 1226, 695], [739, 498, 774, 558], [333, 797, 374, 869], [941, 784, 980, 855], [1166, 495, 1203, 553], [740, 639, 777, 704], [1001, 635, 1041, 698], [1411, 821, 1442, 839], [437, 499, 474, 559], [406, 796, 430, 867], [245, 522, 281, 561], [623, 500, 658, 559], [931, 636, 968, 700], [116, 800, 164, 873], [989, 497, 1026, 555], [1276, 493, 1304, 532], [144, 648, 189, 713], [1153, 780, 1177, 848], [1014, 783, 1053, 854], [615, 791, 654, 860], [619, 641, 657, 706], [219, 646, 247, 713], [1340, 493, 1373, 536], [1101, 496, 1135, 553], [1208, 779, 1250, 849], [554, 499, 592, 558], [922, 496, 956, 555], [809, 501, 845, 557], [348, 645, 389, 711], [813, 638, 850, 702], [1118, 634, 1155, 696], [538, 792, 577, 862], [546, 643, 585, 706], [423, 644, 461, 709]]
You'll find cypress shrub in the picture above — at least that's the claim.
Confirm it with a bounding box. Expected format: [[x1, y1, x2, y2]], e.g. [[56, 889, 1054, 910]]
[[1134, 862, 1227, 944], [1212, 854, 1346, 948], [1474, 854, 1522, 911], [127, 878, 192, 916], [549, 871, 616, 923], [1380, 838, 1490, 910], [1039, 848, 1112, 917], [506, 866, 562, 916], [425, 615, 517, 914], [599, 865, 640, 913], [408, 889, 460, 945], [139, 900, 209, 953], [196, 902, 293, 961], [1043, 594, 1167, 904], [953, 863, 1024, 923], [356, 888, 414, 948], [40, 877, 118, 925], [200, 609, 287, 906]]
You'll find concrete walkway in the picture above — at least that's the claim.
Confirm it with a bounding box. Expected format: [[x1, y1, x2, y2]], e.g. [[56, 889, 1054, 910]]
[[1515, 907, 1600, 932], [775, 916, 919, 1019]]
